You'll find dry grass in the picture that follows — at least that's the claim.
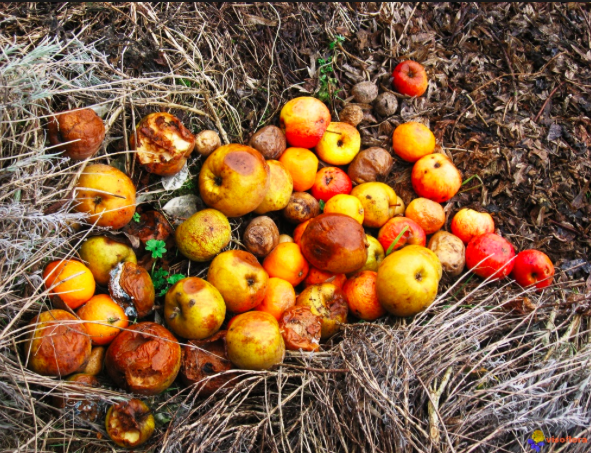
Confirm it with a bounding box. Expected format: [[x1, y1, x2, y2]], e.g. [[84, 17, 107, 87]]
[[1, 3, 590, 452]]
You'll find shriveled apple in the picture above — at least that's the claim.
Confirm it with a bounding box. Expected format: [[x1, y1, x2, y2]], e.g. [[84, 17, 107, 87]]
[[47, 108, 105, 160], [109, 261, 155, 318], [296, 283, 348, 339], [106, 399, 155, 449]]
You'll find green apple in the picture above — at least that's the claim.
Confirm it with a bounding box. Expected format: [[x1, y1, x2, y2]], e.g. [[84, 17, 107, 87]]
[[79, 236, 136, 286]]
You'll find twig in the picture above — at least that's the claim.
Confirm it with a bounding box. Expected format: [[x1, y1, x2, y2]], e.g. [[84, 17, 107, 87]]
[[428, 366, 453, 444], [533, 82, 565, 123]]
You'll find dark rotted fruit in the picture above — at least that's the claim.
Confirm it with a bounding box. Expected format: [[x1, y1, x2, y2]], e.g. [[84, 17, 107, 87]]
[[105, 322, 181, 395], [248, 125, 287, 160], [130, 112, 195, 176], [109, 261, 155, 318], [52, 373, 101, 422], [47, 108, 105, 160], [180, 330, 234, 395], [283, 192, 320, 224], [300, 213, 368, 274], [347, 147, 393, 185], [24, 309, 91, 377], [123, 210, 174, 248], [295, 283, 348, 339], [279, 306, 322, 351], [106, 398, 155, 448], [243, 216, 280, 257]]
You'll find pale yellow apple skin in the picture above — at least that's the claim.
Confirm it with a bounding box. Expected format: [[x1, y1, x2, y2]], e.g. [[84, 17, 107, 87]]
[[199, 144, 270, 217], [354, 235, 385, 274], [164, 277, 226, 340], [315, 122, 361, 165], [351, 182, 398, 228], [207, 250, 269, 313], [79, 236, 137, 286], [254, 160, 293, 214], [74, 164, 136, 229], [376, 245, 442, 317], [296, 283, 348, 339], [324, 194, 364, 224], [175, 209, 231, 262], [226, 311, 285, 370]]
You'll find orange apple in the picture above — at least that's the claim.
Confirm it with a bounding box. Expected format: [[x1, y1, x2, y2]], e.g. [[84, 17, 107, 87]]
[[279, 97, 331, 148], [451, 208, 495, 244], [199, 144, 270, 217], [74, 164, 136, 229], [315, 122, 361, 165], [254, 160, 293, 214], [411, 153, 462, 202]]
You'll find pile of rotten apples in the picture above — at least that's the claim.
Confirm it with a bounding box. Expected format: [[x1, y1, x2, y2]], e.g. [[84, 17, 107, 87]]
[[28, 60, 555, 448]]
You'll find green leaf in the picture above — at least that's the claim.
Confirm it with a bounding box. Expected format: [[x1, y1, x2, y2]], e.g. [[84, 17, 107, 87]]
[[151, 268, 169, 291], [319, 199, 325, 212], [167, 274, 186, 285], [386, 226, 409, 256], [132, 212, 141, 223], [146, 239, 167, 259]]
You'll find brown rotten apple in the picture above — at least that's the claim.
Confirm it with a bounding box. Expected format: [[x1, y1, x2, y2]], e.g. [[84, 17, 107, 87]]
[[24, 310, 91, 377], [106, 399, 155, 449], [109, 261, 155, 318], [52, 373, 101, 422], [74, 164, 136, 229], [105, 322, 181, 395], [296, 283, 348, 339], [47, 108, 105, 160], [300, 213, 368, 274], [130, 112, 195, 176], [199, 144, 270, 217]]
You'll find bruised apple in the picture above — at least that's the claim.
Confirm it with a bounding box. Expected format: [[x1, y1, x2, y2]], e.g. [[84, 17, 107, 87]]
[[24, 310, 91, 377], [199, 144, 270, 217], [106, 399, 155, 449], [74, 164, 136, 229], [164, 277, 226, 340], [226, 311, 285, 370], [279, 97, 331, 148], [109, 261, 155, 318], [105, 322, 181, 395], [180, 331, 234, 395], [207, 250, 269, 313], [175, 209, 231, 262], [378, 217, 427, 253], [130, 112, 195, 176], [254, 160, 293, 214], [296, 283, 348, 339], [351, 182, 398, 228], [47, 108, 105, 160], [300, 213, 368, 274], [123, 210, 174, 248], [52, 373, 101, 422]]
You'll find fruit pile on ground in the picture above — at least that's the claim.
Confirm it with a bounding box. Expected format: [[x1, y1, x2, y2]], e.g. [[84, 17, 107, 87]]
[[1, 3, 590, 452]]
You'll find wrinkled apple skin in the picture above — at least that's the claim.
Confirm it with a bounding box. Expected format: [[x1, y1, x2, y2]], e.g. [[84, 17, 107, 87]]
[[377, 246, 441, 317], [428, 231, 466, 277], [296, 283, 348, 339], [109, 261, 155, 318], [466, 233, 515, 281], [74, 164, 136, 229], [199, 144, 270, 217], [24, 310, 91, 377], [79, 236, 137, 286], [511, 249, 554, 290], [164, 277, 226, 340], [105, 322, 181, 395], [106, 399, 155, 449], [47, 108, 105, 160], [300, 213, 367, 274], [279, 306, 322, 352], [226, 312, 285, 370], [279, 97, 331, 148], [451, 208, 495, 244]]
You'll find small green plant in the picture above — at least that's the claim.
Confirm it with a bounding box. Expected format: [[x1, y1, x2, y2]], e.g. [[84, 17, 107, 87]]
[[151, 268, 186, 297], [132, 212, 141, 223], [146, 239, 167, 259], [316, 35, 345, 103]]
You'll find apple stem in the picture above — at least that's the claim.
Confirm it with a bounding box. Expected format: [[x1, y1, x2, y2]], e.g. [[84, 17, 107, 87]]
[[73, 187, 127, 200]]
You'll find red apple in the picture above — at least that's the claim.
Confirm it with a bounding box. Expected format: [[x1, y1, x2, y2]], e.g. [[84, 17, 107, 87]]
[[466, 233, 515, 281], [279, 97, 331, 148], [392, 60, 428, 97], [451, 208, 495, 244], [511, 250, 554, 290], [311, 167, 352, 203], [378, 217, 427, 253]]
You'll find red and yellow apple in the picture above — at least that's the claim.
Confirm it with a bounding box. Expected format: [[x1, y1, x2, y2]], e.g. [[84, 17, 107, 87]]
[[378, 217, 427, 253], [411, 154, 462, 203], [311, 167, 352, 203], [279, 97, 331, 148], [315, 122, 361, 165], [392, 60, 428, 97], [451, 208, 495, 244]]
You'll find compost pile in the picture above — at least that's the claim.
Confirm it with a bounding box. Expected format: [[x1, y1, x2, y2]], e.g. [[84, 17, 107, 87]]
[[1, 3, 591, 452]]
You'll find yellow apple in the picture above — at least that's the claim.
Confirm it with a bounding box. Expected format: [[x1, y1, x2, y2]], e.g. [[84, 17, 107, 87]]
[[296, 283, 348, 339], [199, 144, 270, 217], [175, 209, 231, 261], [79, 236, 137, 286], [164, 277, 226, 340], [315, 122, 361, 165], [376, 245, 442, 317], [323, 194, 364, 224], [254, 160, 293, 214], [350, 182, 398, 228], [207, 250, 269, 313], [353, 234, 385, 274], [74, 164, 136, 229]]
